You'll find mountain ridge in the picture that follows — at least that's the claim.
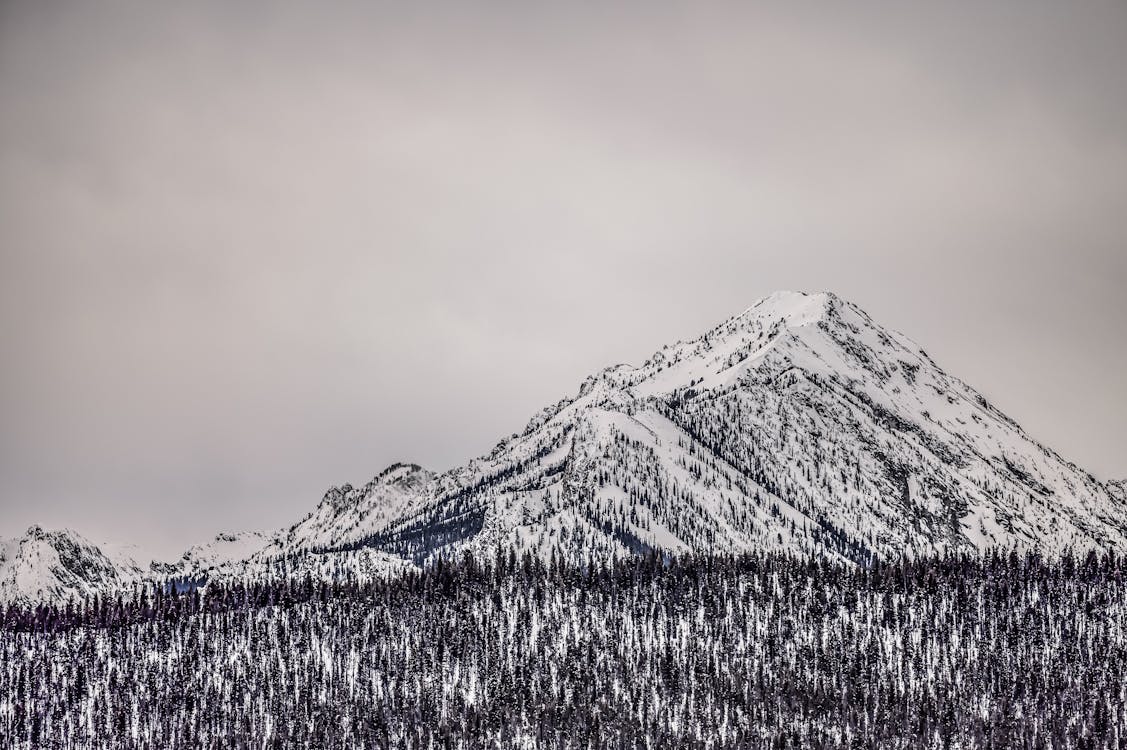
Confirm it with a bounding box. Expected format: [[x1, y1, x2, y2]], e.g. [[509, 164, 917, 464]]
[[5, 290, 1125, 602], [0, 526, 149, 604]]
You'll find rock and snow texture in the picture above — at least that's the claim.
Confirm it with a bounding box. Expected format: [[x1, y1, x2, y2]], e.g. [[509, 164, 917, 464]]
[[6, 291, 1126, 601], [0, 526, 147, 604]]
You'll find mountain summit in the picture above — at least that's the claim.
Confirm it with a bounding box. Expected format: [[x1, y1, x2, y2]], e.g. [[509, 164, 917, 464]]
[[6, 291, 1126, 602]]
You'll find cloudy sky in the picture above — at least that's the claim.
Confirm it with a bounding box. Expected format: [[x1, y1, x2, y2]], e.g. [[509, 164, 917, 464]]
[[2, 1, 1125, 560]]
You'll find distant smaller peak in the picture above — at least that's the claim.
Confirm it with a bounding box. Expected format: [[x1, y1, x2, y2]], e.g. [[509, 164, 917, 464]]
[[22, 525, 85, 545], [760, 289, 815, 300]]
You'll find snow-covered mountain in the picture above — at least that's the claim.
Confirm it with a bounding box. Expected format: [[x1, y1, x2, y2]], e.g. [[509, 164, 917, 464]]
[[6, 291, 1126, 603], [359, 291, 1127, 564], [0, 526, 148, 604]]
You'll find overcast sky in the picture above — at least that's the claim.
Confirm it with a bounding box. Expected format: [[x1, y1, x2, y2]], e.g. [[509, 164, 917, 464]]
[[1, 0, 1125, 560]]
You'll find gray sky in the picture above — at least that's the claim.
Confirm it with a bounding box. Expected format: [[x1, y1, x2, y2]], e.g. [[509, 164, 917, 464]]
[[2, 0, 1125, 560]]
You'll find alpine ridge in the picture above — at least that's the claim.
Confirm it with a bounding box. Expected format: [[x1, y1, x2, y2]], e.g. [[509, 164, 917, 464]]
[[5, 291, 1126, 602]]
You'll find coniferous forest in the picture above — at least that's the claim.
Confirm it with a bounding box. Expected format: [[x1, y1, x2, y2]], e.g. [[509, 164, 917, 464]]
[[2, 551, 1125, 749]]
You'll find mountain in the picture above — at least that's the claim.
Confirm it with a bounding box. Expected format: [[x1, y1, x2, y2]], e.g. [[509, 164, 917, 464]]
[[6, 291, 1126, 603], [0, 526, 147, 604], [358, 291, 1127, 564]]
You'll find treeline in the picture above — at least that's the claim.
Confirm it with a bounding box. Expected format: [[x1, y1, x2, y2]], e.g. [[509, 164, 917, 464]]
[[1, 550, 1125, 748]]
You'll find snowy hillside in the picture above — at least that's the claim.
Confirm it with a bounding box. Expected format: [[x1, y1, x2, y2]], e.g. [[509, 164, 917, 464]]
[[6, 291, 1126, 602], [0, 526, 147, 604]]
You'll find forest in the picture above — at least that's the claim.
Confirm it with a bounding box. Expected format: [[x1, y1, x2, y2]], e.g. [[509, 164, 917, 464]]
[[2, 550, 1124, 749]]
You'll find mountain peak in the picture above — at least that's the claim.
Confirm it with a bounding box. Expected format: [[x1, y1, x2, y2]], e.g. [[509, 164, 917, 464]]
[[736, 290, 836, 324], [1, 526, 145, 604], [20, 525, 92, 547], [359, 291, 1127, 564]]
